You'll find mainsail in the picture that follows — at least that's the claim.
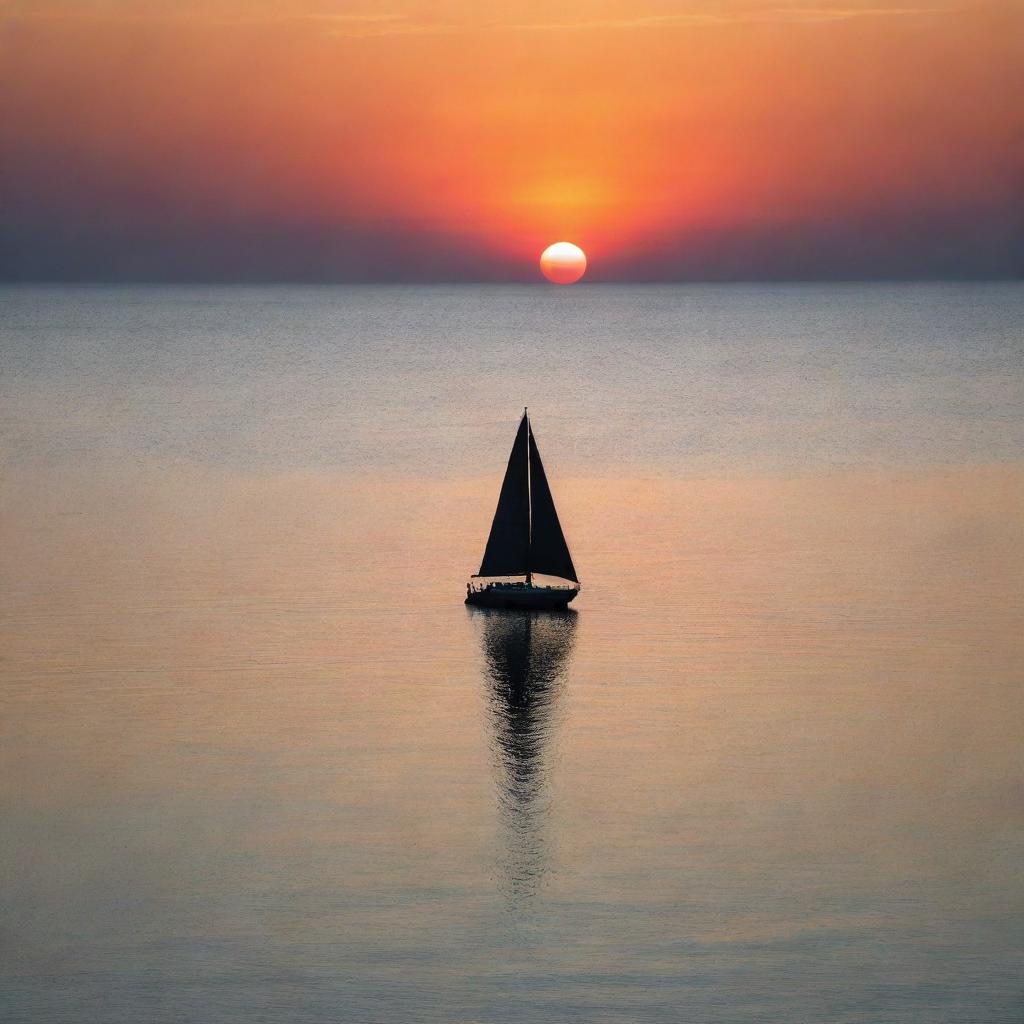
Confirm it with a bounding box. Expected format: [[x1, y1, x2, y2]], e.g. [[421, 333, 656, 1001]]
[[476, 411, 578, 584]]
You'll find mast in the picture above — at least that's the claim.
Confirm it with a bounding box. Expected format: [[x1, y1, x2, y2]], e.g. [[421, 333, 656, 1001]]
[[524, 406, 532, 587]]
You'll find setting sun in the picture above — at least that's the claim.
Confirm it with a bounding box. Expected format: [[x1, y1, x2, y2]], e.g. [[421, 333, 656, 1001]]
[[540, 242, 587, 284]]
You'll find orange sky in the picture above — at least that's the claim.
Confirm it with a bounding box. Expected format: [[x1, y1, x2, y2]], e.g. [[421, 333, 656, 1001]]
[[1, 0, 1021, 279]]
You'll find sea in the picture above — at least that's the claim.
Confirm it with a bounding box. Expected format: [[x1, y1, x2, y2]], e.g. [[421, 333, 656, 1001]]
[[2, 283, 1022, 1023]]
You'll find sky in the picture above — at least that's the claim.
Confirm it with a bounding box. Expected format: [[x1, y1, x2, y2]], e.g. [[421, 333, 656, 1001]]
[[1, 0, 1021, 281]]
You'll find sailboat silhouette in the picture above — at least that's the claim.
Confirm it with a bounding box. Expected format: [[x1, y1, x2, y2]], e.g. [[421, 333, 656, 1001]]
[[466, 409, 581, 609]]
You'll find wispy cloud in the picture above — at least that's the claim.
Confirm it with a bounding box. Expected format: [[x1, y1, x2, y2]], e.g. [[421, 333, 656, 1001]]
[[758, 5, 953, 22], [0, 1, 962, 35], [319, 2, 959, 38], [312, 12, 460, 37]]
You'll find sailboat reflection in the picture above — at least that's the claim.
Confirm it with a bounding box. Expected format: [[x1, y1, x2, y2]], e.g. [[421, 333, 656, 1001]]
[[472, 607, 577, 901]]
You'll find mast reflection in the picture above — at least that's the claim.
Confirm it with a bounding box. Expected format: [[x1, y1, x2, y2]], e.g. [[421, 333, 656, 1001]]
[[471, 607, 577, 901]]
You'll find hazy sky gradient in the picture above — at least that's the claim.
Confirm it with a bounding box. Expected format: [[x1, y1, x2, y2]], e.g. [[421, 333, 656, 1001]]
[[2, 0, 1021, 280]]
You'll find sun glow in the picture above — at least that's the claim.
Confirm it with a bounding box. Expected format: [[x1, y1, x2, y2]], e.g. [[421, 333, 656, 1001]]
[[540, 242, 587, 284], [2, 2, 1016, 281]]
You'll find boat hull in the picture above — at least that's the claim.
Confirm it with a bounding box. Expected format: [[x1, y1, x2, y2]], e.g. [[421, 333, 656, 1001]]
[[465, 584, 579, 610]]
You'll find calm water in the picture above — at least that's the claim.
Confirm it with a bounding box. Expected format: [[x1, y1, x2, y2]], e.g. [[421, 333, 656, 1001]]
[[2, 284, 1023, 1023]]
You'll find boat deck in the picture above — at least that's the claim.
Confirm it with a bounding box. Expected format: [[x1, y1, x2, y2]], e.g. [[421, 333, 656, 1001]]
[[465, 581, 579, 610]]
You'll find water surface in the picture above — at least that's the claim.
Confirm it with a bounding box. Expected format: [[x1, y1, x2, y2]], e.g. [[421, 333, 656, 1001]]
[[2, 284, 1022, 1023]]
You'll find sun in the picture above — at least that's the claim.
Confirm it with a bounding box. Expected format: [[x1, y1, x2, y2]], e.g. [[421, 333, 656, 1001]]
[[540, 242, 587, 284]]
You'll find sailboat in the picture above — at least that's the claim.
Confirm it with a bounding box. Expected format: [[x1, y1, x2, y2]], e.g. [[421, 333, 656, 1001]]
[[466, 409, 581, 610]]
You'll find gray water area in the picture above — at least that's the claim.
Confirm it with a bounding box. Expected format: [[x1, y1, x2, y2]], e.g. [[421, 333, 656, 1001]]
[[2, 283, 1022, 1022], [3, 282, 1023, 475]]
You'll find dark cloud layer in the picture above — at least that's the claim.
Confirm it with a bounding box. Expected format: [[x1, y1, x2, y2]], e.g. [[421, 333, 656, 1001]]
[[2, 206, 1020, 282]]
